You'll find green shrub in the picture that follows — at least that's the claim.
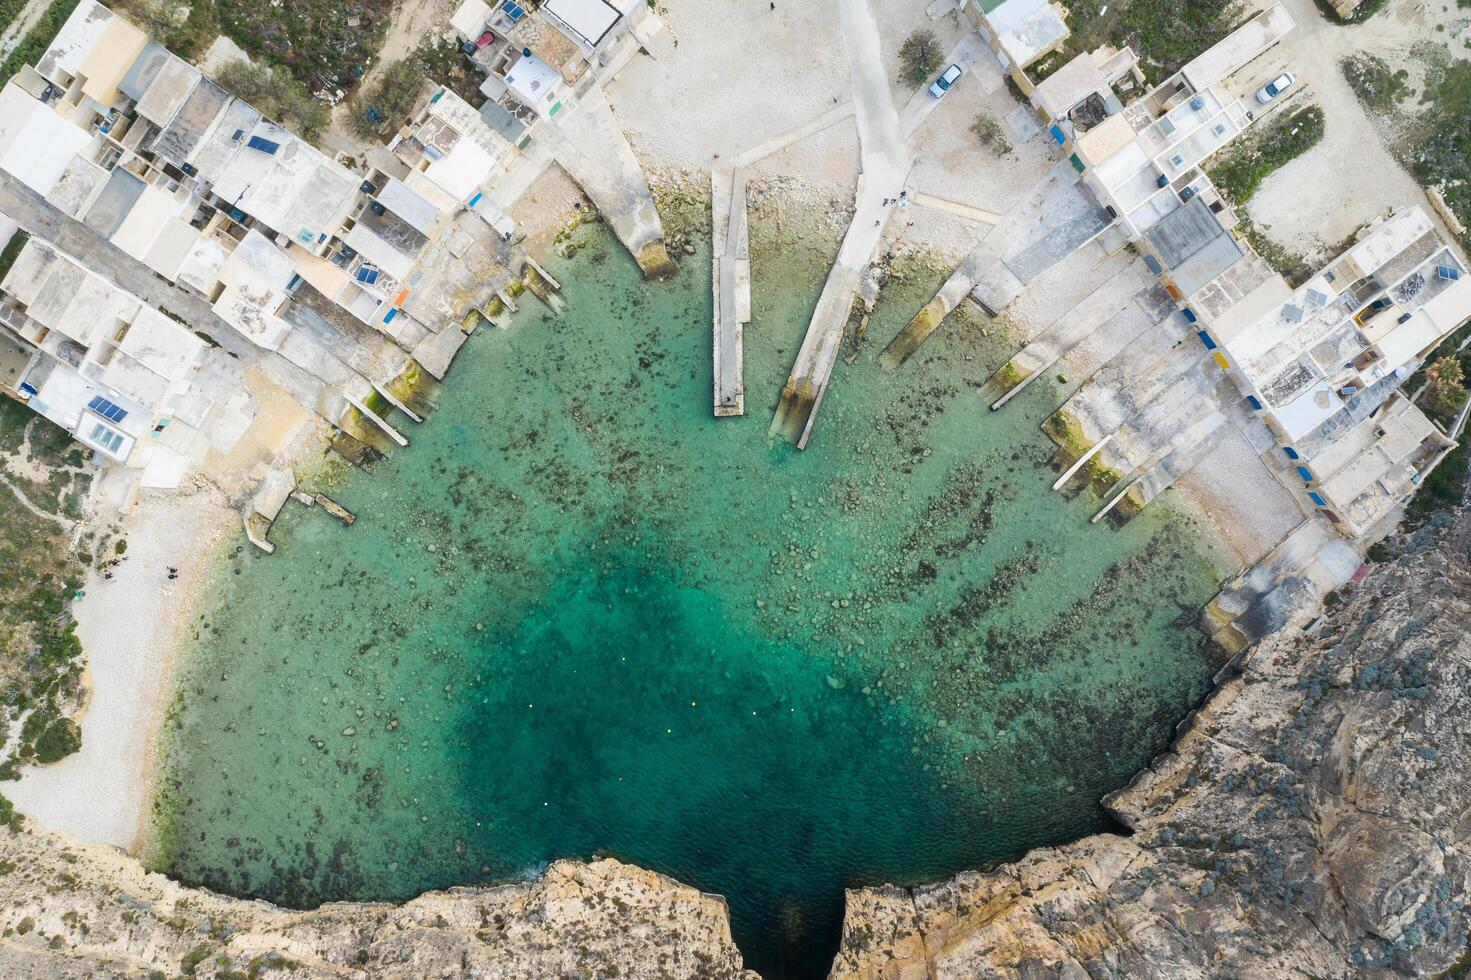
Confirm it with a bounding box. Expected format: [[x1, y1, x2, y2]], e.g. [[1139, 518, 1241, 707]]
[[1207, 105, 1326, 204], [1425, 355, 1468, 419], [0, 230, 27, 284], [969, 113, 1012, 158], [0, 793, 22, 832], [1406, 440, 1468, 523], [1341, 53, 1409, 112], [1409, 57, 1471, 242], [33, 717, 80, 764], [214, 60, 329, 142], [1110, 0, 1243, 79], [0, 0, 80, 88], [347, 57, 427, 142]]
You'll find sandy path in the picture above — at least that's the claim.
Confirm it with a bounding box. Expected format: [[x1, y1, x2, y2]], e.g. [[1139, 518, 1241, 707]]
[[327, 0, 454, 157], [8, 490, 236, 852], [0, 0, 52, 57]]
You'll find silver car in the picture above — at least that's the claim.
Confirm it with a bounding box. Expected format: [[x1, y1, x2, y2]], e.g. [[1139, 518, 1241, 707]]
[[929, 64, 963, 98], [1256, 72, 1295, 104]]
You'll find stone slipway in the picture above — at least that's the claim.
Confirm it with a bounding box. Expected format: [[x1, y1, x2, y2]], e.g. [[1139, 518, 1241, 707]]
[[711, 166, 750, 417], [541, 82, 674, 279]]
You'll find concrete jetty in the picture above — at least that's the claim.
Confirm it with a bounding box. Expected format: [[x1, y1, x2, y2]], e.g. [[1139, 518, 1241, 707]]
[[711, 167, 751, 417], [772, 22, 986, 445], [770, 0, 921, 448], [769, 182, 891, 447]]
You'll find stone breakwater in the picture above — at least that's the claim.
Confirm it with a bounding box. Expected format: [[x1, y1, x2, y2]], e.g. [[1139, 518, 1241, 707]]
[[830, 511, 1471, 978], [0, 833, 754, 979]]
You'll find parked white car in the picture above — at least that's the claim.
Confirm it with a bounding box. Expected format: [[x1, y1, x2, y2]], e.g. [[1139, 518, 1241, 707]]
[[929, 64, 963, 98], [1255, 72, 1295, 104]]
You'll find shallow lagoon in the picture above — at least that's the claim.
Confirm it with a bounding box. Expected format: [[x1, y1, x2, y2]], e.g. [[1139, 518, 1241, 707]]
[[155, 222, 1225, 978]]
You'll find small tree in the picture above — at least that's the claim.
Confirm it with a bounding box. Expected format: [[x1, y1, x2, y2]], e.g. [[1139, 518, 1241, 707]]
[[970, 113, 1013, 158], [348, 58, 430, 142], [32, 717, 81, 765], [899, 30, 943, 85], [1425, 354, 1467, 418]]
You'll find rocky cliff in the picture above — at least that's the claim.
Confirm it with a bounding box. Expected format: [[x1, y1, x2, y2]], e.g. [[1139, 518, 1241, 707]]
[[0, 831, 755, 978], [829, 514, 1471, 978]]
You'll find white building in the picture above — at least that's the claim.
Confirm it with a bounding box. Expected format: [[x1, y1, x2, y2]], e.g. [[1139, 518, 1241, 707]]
[[0, 236, 239, 485], [1198, 206, 1470, 536], [1058, 5, 1296, 241]]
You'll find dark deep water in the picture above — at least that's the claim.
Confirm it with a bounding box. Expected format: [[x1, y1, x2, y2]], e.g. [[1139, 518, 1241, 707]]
[[154, 225, 1223, 978]]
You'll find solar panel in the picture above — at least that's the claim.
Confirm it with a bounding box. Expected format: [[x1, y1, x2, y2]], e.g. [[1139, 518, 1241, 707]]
[[1306, 288, 1328, 307], [246, 135, 280, 154], [1283, 304, 1303, 323], [87, 395, 128, 423], [1437, 265, 1461, 281]]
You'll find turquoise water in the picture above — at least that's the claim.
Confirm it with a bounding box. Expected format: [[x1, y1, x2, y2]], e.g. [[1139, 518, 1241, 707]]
[[154, 220, 1225, 978]]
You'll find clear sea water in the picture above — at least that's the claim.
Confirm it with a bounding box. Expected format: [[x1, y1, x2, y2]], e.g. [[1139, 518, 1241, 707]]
[[153, 219, 1226, 978]]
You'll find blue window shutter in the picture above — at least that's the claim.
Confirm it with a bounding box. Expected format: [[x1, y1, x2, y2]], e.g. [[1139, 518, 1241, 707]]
[[1308, 492, 1326, 506], [1247, 395, 1262, 410], [1049, 124, 1066, 145], [1296, 466, 1313, 482], [1197, 331, 1217, 350], [1284, 446, 1300, 460]]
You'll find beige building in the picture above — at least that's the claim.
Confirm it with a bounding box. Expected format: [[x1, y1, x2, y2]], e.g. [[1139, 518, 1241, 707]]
[[960, 0, 1071, 93]]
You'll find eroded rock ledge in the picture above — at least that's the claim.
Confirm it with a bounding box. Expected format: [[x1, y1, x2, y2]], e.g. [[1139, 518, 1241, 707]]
[[0, 835, 755, 978], [830, 515, 1471, 978]]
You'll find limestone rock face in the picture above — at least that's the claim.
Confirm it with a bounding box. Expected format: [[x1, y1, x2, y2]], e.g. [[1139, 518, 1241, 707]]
[[830, 519, 1471, 979], [0, 830, 756, 979]]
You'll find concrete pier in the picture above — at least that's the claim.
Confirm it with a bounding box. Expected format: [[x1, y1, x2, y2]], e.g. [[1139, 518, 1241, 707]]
[[712, 167, 751, 417], [769, 21, 982, 445], [769, 194, 882, 447]]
